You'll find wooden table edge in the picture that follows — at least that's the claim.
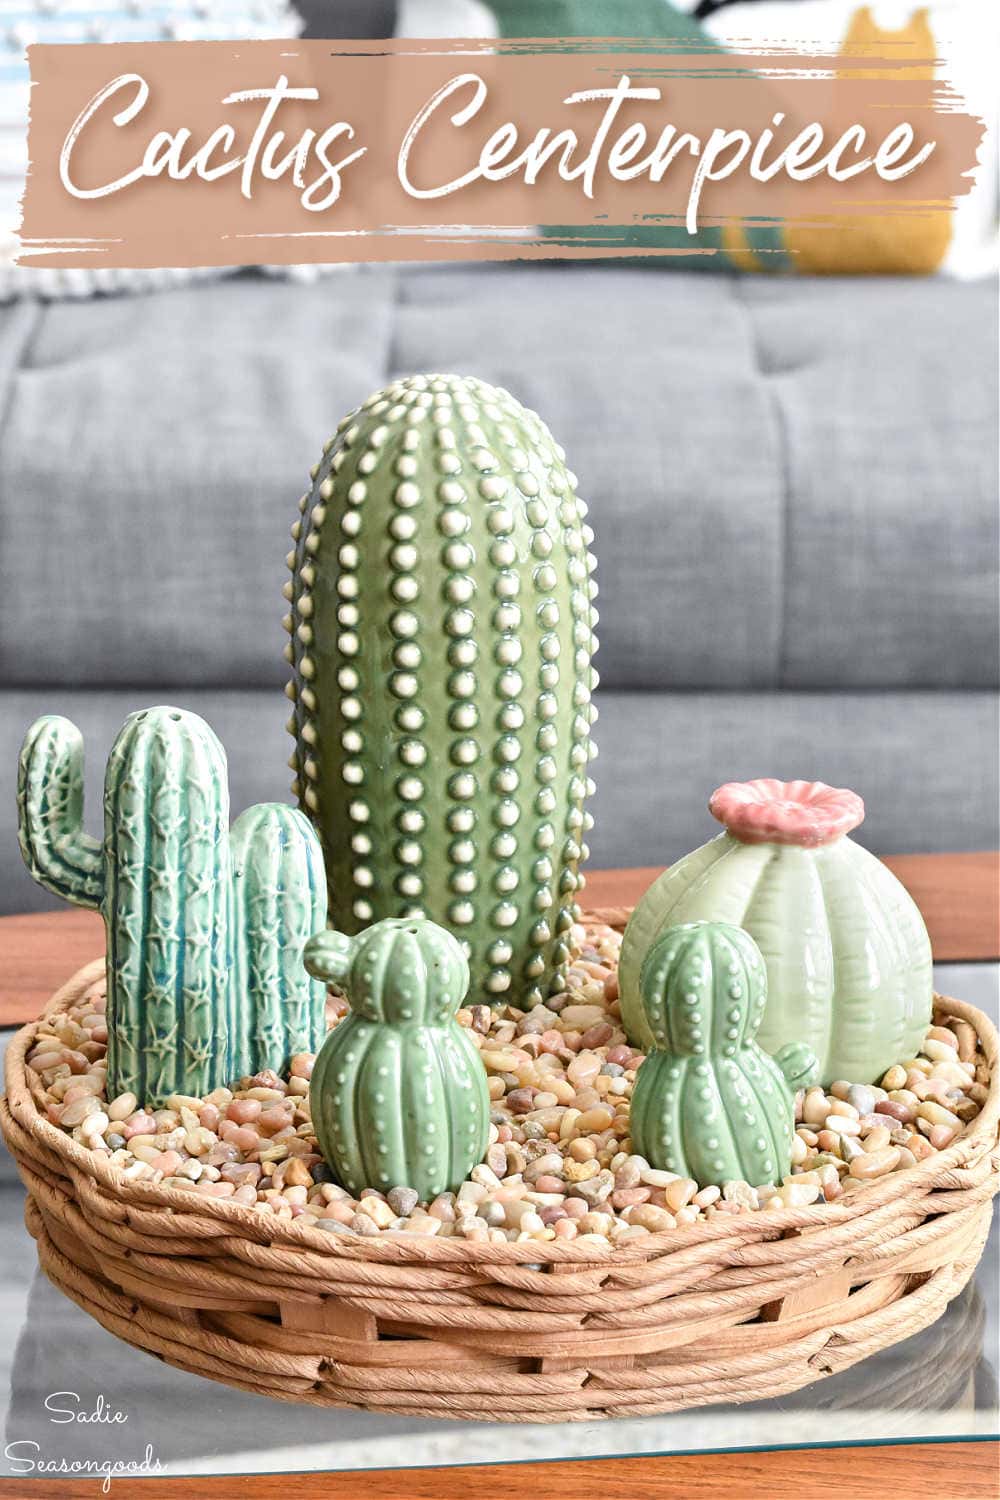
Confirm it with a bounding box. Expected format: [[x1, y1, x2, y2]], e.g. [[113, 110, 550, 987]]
[[0, 1438, 995, 1499]]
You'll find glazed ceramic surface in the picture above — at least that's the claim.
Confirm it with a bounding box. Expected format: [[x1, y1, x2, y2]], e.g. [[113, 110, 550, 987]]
[[17, 708, 327, 1105], [284, 373, 598, 1008], [629, 921, 814, 1189], [306, 917, 489, 1199], [620, 780, 933, 1085]]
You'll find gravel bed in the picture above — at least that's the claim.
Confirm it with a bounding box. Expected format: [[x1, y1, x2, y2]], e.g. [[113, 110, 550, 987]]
[[24, 923, 989, 1246]]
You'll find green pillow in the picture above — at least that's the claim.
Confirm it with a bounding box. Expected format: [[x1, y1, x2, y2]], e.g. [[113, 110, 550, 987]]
[[483, 0, 787, 268]]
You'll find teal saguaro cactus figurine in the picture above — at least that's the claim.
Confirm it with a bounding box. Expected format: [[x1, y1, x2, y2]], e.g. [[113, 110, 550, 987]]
[[284, 373, 598, 1008], [629, 922, 818, 1190], [306, 917, 489, 1200], [18, 707, 327, 1105], [230, 803, 328, 1082]]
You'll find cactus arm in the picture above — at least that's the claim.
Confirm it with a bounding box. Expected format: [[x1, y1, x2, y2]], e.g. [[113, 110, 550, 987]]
[[774, 1041, 819, 1092], [231, 804, 328, 1079], [304, 929, 354, 987], [17, 717, 103, 909]]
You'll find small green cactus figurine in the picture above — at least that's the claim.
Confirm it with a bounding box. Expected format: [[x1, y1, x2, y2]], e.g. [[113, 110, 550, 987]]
[[629, 921, 818, 1190], [306, 917, 490, 1200], [18, 707, 327, 1106], [284, 373, 599, 1009]]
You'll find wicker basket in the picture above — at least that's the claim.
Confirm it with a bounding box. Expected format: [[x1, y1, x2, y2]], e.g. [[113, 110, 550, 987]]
[[2, 911, 998, 1423]]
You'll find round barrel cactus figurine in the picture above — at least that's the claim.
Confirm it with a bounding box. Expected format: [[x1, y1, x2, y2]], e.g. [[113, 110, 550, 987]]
[[629, 921, 818, 1190], [17, 707, 327, 1106], [619, 779, 933, 1084], [306, 917, 489, 1200], [283, 373, 598, 1008]]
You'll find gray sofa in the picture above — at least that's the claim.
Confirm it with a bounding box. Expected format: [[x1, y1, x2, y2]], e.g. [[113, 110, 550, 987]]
[[1, 262, 997, 914]]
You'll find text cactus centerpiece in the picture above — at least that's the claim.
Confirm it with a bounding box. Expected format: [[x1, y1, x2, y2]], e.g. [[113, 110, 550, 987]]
[[620, 779, 933, 1085], [630, 921, 818, 1189], [17, 707, 327, 1105], [305, 916, 489, 1199], [284, 373, 598, 1007]]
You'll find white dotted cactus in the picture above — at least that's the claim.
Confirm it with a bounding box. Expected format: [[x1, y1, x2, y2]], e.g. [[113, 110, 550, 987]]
[[284, 374, 598, 1007]]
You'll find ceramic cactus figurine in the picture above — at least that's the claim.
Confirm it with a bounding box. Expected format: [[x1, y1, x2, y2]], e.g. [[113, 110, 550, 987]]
[[230, 803, 328, 1082], [18, 707, 327, 1105], [619, 780, 933, 1085], [306, 916, 489, 1199], [629, 921, 818, 1189], [284, 373, 598, 1008]]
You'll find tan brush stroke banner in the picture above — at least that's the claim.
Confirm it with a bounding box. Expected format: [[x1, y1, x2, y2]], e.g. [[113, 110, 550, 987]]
[[18, 37, 984, 268]]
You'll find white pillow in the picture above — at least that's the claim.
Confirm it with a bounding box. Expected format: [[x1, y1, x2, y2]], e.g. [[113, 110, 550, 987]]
[[0, 0, 304, 301]]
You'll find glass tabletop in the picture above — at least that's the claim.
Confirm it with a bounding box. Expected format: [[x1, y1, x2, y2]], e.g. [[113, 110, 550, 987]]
[[1, 963, 996, 1482]]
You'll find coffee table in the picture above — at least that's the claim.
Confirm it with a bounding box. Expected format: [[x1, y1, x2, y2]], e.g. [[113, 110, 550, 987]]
[[1, 854, 997, 1500]]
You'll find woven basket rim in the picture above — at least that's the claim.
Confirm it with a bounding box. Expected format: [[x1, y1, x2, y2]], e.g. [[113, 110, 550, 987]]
[[4, 941, 999, 1269]]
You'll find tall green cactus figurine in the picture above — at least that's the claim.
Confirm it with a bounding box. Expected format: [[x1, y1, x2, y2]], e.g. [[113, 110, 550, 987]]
[[284, 373, 598, 1008], [18, 707, 328, 1106], [306, 917, 489, 1200], [629, 922, 818, 1190], [230, 803, 328, 1082]]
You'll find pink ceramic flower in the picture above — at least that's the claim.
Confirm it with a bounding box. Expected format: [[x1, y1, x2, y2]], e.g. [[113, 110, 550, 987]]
[[709, 779, 865, 848]]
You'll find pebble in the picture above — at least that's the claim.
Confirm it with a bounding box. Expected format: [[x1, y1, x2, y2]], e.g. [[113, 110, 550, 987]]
[[847, 1085, 876, 1117], [27, 922, 985, 1246], [849, 1147, 902, 1179], [387, 1185, 418, 1217]]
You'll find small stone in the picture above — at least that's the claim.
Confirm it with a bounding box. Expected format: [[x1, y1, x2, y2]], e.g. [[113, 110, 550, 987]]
[[574, 1170, 614, 1205], [316, 1218, 355, 1236], [580, 1022, 613, 1049], [359, 1196, 395, 1228], [627, 1204, 676, 1232], [486, 1142, 507, 1175], [917, 1100, 962, 1130], [505, 1088, 535, 1115], [577, 1211, 613, 1236], [861, 1124, 892, 1153], [226, 1098, 262, 1124], [875, 1099, 914, 1124], [350, 1212, 380, 1235], [387, 1185, 418, 1217], [639, 1167, 679, 1189], [563, 1157, 600, 1183], [558, 1004, 606, 1029], [849, 1147, 901, 1180], [58, 1096, 98, 1127], [281, 1157, 313, 1189], [722, 1180, 757, 1210], [847, 1085, 876, 1117], [107, 1092, 138, 1121], [611, 1187, 651, 1209], [777, 1181, 820, 1207], [802, 1088, 830, 1126], [662, 1178, 698, 1213]]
